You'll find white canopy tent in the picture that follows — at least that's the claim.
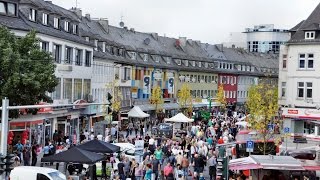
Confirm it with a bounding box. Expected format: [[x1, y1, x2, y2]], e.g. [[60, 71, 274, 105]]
[[128, 106, 150, 118], [164, 113, 194, 123]]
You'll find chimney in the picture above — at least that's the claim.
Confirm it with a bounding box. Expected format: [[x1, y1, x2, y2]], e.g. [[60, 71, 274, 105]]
[[98, 18, 109, 33], [85, 13, 91, 20], [179, 37, 187, 47], [151, 33, 158, 40], [70, 7, 82, 18]]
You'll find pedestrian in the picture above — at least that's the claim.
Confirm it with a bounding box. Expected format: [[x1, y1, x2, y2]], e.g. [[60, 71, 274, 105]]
[[14, 141, 23, 163], [163, 162, 173, 179], [134, 163, 143, 180], [144, 164, 152, 180], [117, 158, 126, 180], [208, 154, 217, 180], [31, 144, 38, 166], [151, 155, 160, 180], [22, 147, 30, 166], [97, 132, 103, 141]]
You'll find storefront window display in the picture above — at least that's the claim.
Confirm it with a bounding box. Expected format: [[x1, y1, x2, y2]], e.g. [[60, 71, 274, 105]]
[[304, 121, 315, 134]]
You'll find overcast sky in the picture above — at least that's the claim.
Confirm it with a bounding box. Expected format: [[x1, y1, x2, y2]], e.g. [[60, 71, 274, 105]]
[[53, 0, 320, 44]]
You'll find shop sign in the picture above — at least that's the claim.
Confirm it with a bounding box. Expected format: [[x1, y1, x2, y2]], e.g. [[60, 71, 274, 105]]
[[168, 77, 174, 94], [143, 76, 151, 94], [131, 87, 138, 98], [38, 102, 53, 114], [282, 108, 320, 119]]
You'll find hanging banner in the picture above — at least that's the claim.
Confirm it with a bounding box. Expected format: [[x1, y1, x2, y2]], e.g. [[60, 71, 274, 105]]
[[143, 76, 151, 94], [168, 77, 174, 94]]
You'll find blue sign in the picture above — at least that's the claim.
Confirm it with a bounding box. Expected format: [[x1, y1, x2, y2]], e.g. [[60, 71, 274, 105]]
[[268, 124, 274, 131], [284, 127, 290, 133], [247, 140, 254, 149], [246, 140, 254, 152]]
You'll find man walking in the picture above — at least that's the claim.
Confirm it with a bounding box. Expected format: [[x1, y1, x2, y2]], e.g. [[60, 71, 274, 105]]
[[208, 154, 217, 180]]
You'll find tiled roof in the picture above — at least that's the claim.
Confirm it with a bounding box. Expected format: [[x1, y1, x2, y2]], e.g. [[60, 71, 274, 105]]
[[289, 3, 320, 43]]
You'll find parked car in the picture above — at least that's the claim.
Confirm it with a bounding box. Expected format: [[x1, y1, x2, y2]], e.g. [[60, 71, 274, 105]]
[[152, 123, 173, 138], [10, 166, 66, 180], [280, 149, 316, 160]]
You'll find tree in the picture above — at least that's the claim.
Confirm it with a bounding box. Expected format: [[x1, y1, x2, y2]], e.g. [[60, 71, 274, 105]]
[[106, 80, 122, 121], [0, 27, 57, 118], [150, 86, 164, 113], [178, 83, 192, 116], [246, 83, 279, 155], [216, 85, 226, 112]]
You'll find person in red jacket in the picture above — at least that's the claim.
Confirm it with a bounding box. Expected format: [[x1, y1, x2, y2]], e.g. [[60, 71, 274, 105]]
[[217, 137, 224, 144]]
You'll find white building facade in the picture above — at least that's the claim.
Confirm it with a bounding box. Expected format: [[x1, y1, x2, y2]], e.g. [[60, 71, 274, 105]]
[[279, 4, 320, 139]]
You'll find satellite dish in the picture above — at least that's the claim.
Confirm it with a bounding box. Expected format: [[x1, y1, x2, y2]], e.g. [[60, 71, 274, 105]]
[[119, 21, 124, 27], [144, 38, 150, 45]]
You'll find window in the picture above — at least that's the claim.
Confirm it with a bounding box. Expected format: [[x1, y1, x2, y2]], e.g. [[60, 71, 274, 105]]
[[129, 52, 136, 60], [297, 82, 304, 98], [83, 79, 91, 98], [65, 46, 73, 64], [281, 82, 286, 98], [198, 62, 202, 67], [53, 17, 60, 29], [42, 13, 48, 25], [306, 82, 313, 99], [7, 3, 16, 16], [184, 60, 188, 66], [0, 2, 6, 14], [122, 67, 131, 80], [53, 44, 61, 63], [64, 21, 70, 32], [40, 41, 49, 52], [29, 9, 36, 21], [155, 56, 160, 63], [191, 61, 195, 66], [75, 49, 83, 66], [205, 62, 208, 68], [85, 51, 92, 67], [51, 78, 61, 100], [305, 31, 315, 39], [282, 54, 287, 69], [63, 78, 72, 103], [166, 57, 171, 64], [307, 54, 314, 69], [176, 59, 181, 65], [299, 54, 305, 68], [37, 173, 50, 180], [74, 79, 82, 100], [143, 54, 148, 61], [72, 24, 78, 34]]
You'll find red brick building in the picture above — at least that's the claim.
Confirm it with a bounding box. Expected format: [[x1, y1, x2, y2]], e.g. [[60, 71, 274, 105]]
[[218, 73, 238, 103]]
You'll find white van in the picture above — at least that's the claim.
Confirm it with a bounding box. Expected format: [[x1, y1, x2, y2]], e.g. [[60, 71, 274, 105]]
[[10, 166, 66, 180]]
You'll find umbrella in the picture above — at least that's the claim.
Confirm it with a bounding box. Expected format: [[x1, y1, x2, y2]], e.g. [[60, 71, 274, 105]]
[[41, 147, 104, 164], [77, 139, 120, 153]]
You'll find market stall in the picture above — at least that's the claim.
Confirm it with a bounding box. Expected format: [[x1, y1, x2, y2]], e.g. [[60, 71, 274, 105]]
[[126, 106, 150, 132], [164, 113, 194, 137]]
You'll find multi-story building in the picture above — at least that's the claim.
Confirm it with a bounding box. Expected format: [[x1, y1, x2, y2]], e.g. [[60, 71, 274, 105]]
[[245, 24, 291, 53], [0, 0, 94, 145], [279, 3, 320, 139], [0, 0, 279, 141], [224, 24, 291, 54]]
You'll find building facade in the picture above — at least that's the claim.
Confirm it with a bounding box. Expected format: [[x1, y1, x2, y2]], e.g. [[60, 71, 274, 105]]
[[279, 3, 320, 139]]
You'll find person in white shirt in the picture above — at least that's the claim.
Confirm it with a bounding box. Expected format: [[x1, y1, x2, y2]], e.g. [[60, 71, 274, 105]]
[[148, 136, 155, 145], [97, 133, 103, 141], [90, 132, 95, 140], [84, 130, 89, 140]]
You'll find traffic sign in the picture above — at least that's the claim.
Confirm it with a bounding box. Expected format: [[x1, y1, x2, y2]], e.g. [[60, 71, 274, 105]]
[[246, 140, 254, 152], [284, 127, 290, 133], [268, 124, 274, 131]]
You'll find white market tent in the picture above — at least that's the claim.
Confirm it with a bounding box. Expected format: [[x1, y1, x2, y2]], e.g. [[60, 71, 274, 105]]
[[164, 113, 194, 123], [128, 106, 150, 118]]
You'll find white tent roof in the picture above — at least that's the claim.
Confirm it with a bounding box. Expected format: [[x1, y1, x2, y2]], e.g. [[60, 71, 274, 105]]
[[128, 106, 150, 118], [164, 113, 194, 123]]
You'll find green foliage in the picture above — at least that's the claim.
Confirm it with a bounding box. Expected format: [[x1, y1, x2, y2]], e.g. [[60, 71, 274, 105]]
[[150, 86, 164, 113], [178, 83, 192, 116], [246, 83, 279, 155], [0, 27, 58, 117], [217, 84, 226, 111]]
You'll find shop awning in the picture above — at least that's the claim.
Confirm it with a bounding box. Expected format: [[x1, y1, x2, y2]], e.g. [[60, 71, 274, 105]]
[[229, 155, 305, 171], [163, 103, 179, 110], [128, 106, 150, 118], [136, 104, 155, 111]]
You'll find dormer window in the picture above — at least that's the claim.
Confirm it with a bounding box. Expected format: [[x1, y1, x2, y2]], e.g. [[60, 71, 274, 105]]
[[53, 17, 60, 29], [191, 61, 195, 66], [42, 13, 48, 25], [176, 59, 181, 65], [64, 21, 70, 32], [198, 62, 202, 68], [129, 52, 136, 60], [184, 60, 188, 66], [205, 62, 208, 68], [143, 54, 148, 61], [155, 56, 160, 63], [166, 57, 171, 64], [29, 9, 36, 21], [0, 2, 16, 16], [305, 31, 315, 39], [72, 24, 78, 34]]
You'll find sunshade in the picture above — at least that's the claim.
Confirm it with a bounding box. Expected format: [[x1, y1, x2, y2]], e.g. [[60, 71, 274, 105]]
[[77, 139, 120, 153], [41, 147, 104, 164]]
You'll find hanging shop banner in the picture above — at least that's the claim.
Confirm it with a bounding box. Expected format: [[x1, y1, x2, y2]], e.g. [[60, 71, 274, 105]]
[[131, 87, 138, 98], [143, 76, 151, 94], [168, 77, 174, 94]]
